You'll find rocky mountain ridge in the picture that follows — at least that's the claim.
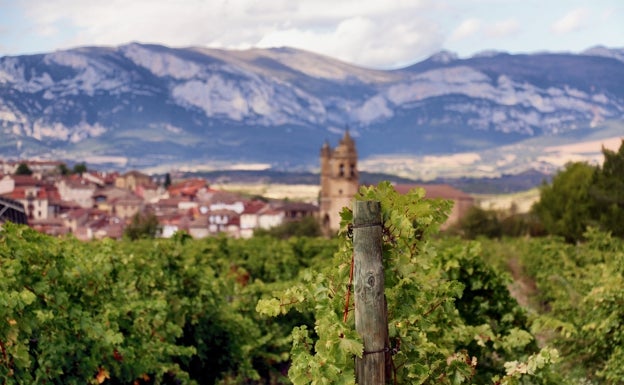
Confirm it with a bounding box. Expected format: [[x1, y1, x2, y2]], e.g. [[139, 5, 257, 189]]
[[0, 43, 622, 176]]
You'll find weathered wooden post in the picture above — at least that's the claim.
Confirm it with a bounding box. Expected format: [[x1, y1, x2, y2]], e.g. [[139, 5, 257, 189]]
[[353, 200, 387, 384]]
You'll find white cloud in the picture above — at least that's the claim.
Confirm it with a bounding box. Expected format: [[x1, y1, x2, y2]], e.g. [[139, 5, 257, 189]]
[[257, 15, 443, 69], [551, 7, 590, 35], [449, 18, 481, 42], [11, 0, 443, 69], [3, 0, 621, 68]]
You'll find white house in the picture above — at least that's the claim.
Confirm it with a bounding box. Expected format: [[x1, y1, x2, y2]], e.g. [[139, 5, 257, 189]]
[[56, 177, 97, 208]]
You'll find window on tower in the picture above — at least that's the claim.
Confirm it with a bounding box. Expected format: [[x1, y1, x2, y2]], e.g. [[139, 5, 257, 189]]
[[339, 163, 344, 177], [350, 164, 355, 177]]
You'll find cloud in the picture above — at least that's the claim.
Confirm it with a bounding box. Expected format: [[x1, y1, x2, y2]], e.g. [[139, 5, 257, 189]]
[[257, 15, 443, 69], [449, 18, 481, 42], [9, 0, 443, 69], [551, 7, 590, 35], [8, 0, 617, 68], [485, 19, 520, 38]]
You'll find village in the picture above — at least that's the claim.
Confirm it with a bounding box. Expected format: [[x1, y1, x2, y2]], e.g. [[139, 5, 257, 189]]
[[0, 133, 476, 240], [0, 159, 324, 240]]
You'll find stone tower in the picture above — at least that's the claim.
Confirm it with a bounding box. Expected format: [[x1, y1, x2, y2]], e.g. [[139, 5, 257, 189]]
[[319, 131, 359, 234]]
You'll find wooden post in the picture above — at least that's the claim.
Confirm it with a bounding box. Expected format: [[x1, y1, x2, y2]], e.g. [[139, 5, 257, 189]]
[[353, 200, 387, 384]]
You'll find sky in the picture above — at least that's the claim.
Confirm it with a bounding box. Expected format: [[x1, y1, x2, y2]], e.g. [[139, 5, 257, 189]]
[[0, 0, 622, 69]]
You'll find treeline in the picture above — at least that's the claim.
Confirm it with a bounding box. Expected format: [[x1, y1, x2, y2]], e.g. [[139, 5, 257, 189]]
[[453, 140, 624, 242], [14, 161, 87, 176]]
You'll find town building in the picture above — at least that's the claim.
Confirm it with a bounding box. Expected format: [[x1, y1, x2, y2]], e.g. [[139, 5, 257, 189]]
[[2, 176, 49, 220], [56, 176, 97, 208], [0, 160, 64, 178], [115, 170, 152, 191], [319, 131, 359, 235], [318, 132, 474, 234], [5, 152, 498, 239]]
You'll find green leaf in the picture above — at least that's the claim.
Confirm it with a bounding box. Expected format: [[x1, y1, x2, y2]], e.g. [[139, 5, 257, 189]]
[[338, 336, 363, 357], [256, 298, 282, 316], [19, 289, 36, 305]]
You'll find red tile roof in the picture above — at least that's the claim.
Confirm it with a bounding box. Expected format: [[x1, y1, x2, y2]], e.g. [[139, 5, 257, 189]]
[[11, 175, 42, 187], [168, 178, 208, 197], [242, 200, 268, 214], [4, 187, 48, 200]]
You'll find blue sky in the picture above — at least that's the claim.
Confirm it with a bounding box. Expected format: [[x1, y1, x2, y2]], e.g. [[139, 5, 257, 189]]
[[0, 0, 622, 69]]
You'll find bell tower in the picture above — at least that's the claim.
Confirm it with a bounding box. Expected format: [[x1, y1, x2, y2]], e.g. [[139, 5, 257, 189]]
[[319, 130, 359, 235]]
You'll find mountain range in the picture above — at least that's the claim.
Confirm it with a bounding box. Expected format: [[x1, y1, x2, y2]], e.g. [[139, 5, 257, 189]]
[[0, 43, 623, 179]]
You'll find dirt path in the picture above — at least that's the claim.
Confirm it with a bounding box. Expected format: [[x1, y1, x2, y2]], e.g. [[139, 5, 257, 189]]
[[506, 257, 538, 310]]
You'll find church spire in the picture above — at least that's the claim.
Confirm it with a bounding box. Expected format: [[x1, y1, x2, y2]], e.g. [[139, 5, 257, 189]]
[[340, 129, 354, 147], [319, 130, 359, 235], [320, 139, 331, 157]]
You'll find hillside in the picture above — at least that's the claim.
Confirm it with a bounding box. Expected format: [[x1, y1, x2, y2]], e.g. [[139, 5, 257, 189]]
[[0, 43, 622, 176], [177, 168, 550, 195]]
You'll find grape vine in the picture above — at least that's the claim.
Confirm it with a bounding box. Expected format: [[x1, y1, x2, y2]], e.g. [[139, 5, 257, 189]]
[[6, 180, 611, 384], [257, 182, 558, 384]]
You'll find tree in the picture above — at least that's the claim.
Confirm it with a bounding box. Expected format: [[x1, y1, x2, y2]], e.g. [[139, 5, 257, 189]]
[[72, 162, 87, 175], [164, 172, 172, 189], [590, 140, 624, 237], [532, 141, 624, 242], [57, 163, 70, 176], [456, 206, 502, 239], [124, 212, 161, 240], [532, 162, 596, 242], [14, 162, 32, 176]]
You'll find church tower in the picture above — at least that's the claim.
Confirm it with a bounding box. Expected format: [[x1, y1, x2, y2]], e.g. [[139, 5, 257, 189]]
[[319, 131, 359, 235]]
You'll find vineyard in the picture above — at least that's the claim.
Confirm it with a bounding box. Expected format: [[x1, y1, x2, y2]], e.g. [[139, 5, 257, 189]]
[[1, 181, 623, 384]]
